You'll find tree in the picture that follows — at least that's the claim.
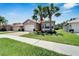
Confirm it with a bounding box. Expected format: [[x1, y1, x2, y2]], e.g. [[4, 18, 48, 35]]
[[55, 21, 66, 30], [33, 5, 47, 31], [0, 16, 7, 26], [32, 14, 39, 31], [0, 16, 8, 30], [45, 4, 61, 32]]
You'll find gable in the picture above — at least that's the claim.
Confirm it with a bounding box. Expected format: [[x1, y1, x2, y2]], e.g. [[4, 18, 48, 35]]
[[23, 20, 36, 25]]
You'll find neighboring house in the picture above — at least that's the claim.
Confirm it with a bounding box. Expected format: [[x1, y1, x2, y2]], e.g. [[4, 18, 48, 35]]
[[0, 25, 3, 30], [63, 18, 79, 33], [13, 23, 23, 31], [23, 19, 36, 32], [0, 25, 5, 31], [0, 25, 13, 31], [5, 25, 13, 31]]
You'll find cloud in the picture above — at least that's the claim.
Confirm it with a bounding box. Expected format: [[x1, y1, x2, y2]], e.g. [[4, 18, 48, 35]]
[[61, 3, 79, 15], [63, 3, 79, 9], [62, 10, 72, 13]]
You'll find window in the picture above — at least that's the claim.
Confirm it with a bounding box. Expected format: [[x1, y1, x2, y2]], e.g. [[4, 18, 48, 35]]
[[45, 26, 49, 28]]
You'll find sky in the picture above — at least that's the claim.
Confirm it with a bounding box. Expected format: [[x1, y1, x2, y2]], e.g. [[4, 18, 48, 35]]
[[0, 3, 79, 24]]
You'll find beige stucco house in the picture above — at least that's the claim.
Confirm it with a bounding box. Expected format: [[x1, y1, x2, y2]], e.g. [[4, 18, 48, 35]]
[[13, 23, 23, 31], [23, 19, 55, 32], [23, 19, 36, 32], [0, 24, 13, 31], [5, 25, 13, 31]]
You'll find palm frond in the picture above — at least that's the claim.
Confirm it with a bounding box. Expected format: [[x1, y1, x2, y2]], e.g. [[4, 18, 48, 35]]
[[50, 3, 54, 9], [38, 5, 42, 11], [55, 13, 61, 17], [54, 6, 60, 12], [32, 15, 38, 21], [34, 9, 38, 15]]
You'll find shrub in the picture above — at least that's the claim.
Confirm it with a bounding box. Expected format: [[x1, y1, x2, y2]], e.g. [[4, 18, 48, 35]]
[[69, 29, 74, 33]]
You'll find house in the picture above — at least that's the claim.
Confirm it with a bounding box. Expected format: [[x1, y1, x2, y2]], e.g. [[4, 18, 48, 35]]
[[23, 19, 55, 32], [41, 21, 55, 32], [5, 25, 13, 31], [13, 23, 23, 31], [0, 23, 6, 31], [0, 25, 13, 31], [23, 19, 36, 32], [63, 18, 79, 33]]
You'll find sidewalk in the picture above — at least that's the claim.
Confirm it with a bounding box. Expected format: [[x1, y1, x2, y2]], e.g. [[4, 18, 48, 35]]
[[0, 34, 79, 56]]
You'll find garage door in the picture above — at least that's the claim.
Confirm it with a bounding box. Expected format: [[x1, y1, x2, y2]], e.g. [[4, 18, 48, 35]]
[[75, 23, 79, 32], [24, 25, 34, 32], [72, 23, 79, 32]]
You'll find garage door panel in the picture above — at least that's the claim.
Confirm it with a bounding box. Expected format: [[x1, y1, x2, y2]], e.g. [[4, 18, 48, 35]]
[[24, 25, 34, 32]]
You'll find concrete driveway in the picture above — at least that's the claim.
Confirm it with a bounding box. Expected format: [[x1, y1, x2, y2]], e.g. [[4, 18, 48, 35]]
[[6, 31, 29, 36]]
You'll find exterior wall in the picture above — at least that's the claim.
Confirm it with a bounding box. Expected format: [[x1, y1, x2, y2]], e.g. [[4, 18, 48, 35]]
[[5, 25, 13, 31], [63, 26, 68, 32], [0, 25, 13, 31], [23, 20, 35, 32], [71, 23, 79, 33], [63, 25, 71, 32], [13, 26, 23, 31], [13, 26, 20, 31], [13, 23, 23, 31], [64, 22, 79, 33], [0, 25, 4, 30], [41, 21, 55, 31]]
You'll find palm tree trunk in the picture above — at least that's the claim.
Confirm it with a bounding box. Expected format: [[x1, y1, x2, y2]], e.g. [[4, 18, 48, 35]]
[[40, 17, 43, 32], [0, 23, 1, 30], [49, 16, 52, 32]]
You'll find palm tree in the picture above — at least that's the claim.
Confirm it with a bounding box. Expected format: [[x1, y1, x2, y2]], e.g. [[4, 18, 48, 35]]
[[45, 4, 61, 32], [33, 5, 47, 32], [32, 14, 39, 31]]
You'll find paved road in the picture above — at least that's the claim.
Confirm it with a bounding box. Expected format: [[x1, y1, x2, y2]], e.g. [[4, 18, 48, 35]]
[[0, 34, 79, 56]]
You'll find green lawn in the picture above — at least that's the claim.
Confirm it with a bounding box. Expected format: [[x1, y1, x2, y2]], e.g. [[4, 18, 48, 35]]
[[22, 30, 79, 46], [0, 38, 65, 56]]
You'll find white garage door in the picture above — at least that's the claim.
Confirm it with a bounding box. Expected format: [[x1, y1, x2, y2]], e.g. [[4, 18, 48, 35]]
[[24, 25, 34, 32], [72, 23, 79, 32], [75, 23, 79, 32]]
